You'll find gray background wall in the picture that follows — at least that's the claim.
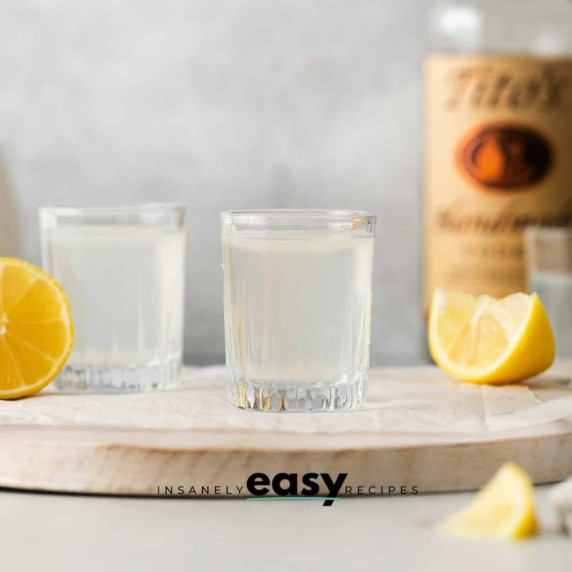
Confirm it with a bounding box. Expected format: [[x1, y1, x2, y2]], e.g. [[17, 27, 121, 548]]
[[0, 0, 428, 366]]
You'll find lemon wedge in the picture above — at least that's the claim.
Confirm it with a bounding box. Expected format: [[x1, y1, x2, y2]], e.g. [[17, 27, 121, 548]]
[[439, 462, 537, 540], [429, 289, 555, 384], [0, 258, 74, 399]]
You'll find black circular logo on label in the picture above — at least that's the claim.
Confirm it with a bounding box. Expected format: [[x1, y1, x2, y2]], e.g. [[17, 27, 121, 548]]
[[457, 123, 553, 191]]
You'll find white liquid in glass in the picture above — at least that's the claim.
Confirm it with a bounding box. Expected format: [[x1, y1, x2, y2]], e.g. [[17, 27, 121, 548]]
[[223, 230, 373, 409], [42, 226, 185, 390], [531, 271, 572, 358]]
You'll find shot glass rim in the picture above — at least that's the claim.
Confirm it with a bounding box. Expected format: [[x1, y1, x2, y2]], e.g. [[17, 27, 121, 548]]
[[524, 225, 572, 242], [39, 203, 185, 218], [220, 209, 376, 225]]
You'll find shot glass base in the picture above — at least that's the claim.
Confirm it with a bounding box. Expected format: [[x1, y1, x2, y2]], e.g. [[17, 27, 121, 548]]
[[228, 374, 367, 412], [54, 356, 181, 393]]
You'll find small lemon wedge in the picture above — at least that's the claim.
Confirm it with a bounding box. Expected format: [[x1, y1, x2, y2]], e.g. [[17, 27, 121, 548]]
[[439, 463, 537, 540], [429, 289, 555, 384], [0, 258, 74, 399]]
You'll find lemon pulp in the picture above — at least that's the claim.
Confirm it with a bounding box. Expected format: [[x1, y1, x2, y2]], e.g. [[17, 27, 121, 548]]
[[0, 258, 74, 399]]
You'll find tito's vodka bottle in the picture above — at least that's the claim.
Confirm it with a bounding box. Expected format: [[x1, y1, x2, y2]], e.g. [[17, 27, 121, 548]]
[[424, 0, 572, 309]]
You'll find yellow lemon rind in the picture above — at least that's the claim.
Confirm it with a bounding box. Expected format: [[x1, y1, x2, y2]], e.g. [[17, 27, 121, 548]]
[[438, 462, 538, 541], [429, 291, 555, 384]]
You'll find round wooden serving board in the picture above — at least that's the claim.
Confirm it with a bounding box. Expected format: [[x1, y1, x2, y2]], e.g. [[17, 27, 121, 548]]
[[0, 365, 571, 496]]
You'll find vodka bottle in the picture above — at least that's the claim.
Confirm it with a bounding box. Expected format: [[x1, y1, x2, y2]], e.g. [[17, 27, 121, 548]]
[[424, 0, 572, 309]]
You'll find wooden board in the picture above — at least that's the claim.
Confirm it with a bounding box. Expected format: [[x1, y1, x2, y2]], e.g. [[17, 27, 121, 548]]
[[0, 365, 571, 496]]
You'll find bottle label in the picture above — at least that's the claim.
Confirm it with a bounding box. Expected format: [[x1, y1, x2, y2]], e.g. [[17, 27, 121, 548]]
[[424, 54, 572, 309]]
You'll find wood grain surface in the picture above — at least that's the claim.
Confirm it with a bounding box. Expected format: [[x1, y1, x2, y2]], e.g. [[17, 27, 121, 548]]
[[0, 366, 570, 496]]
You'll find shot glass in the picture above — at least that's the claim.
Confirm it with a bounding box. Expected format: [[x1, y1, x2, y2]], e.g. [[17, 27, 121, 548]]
[[525, 226, 572, 358], [40, 204, 186, 392], [221, 209, 376, 412]]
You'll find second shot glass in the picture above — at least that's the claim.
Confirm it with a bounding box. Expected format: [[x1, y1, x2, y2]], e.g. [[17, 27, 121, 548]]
[[221, 209, 376, 412], [40, 204, 186, 392], [525, 226, 572, 358]]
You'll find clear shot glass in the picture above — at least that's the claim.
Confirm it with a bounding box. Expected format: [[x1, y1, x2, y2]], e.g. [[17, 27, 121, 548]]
[[221, 209, 376, 412], [525, 226, 572, 358], [40, 204, 186, 392]]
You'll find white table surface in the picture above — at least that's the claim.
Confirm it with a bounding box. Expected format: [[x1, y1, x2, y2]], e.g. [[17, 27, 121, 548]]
[[0, 485, 570, 571]]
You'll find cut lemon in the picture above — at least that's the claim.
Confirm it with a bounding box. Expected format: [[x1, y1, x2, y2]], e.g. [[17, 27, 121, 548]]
[[0, 258, 73, 399], [429, 289, 555, 384], [439, 462, 537, 540]]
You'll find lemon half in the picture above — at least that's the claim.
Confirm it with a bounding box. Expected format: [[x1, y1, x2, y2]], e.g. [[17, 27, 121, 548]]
[[429, 289, 555, 384], [0, 258, 74, 399]]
